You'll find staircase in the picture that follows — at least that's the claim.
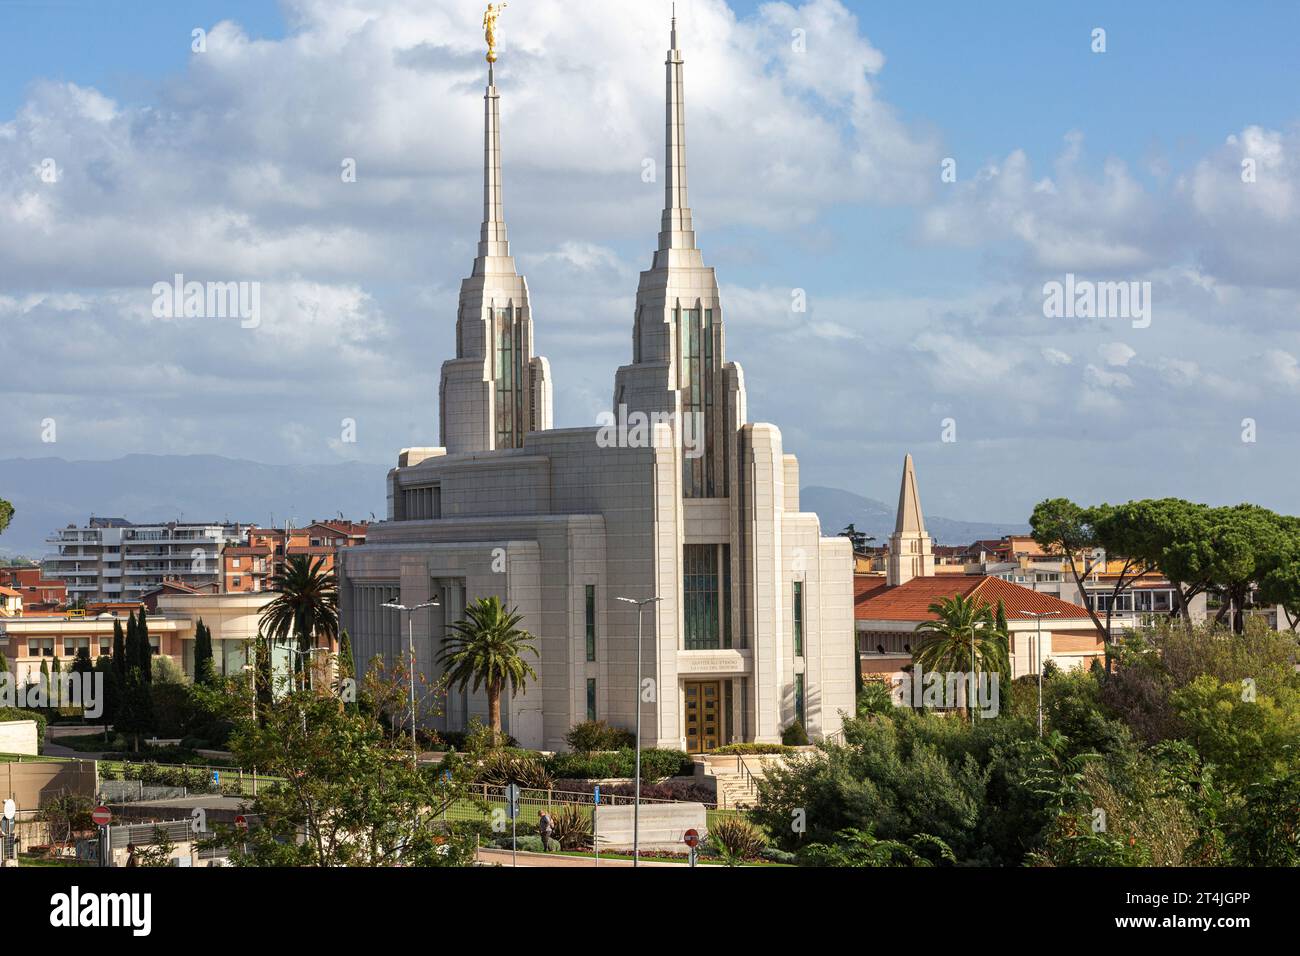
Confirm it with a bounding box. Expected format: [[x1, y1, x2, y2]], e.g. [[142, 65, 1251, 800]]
[[701, 753, 786, 810]]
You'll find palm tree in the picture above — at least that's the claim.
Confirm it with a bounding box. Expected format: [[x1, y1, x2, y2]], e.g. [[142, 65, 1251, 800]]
[[438, 596, 538, 746], [913, 594, 1009, 717], [260, 555, 339, 686]]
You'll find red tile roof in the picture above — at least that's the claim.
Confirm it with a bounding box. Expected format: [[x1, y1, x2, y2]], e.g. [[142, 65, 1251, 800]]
[[855, 574, 1093, 622]]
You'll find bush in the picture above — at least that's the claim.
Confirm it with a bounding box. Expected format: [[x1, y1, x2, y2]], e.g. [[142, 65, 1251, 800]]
[[709, 743, 794, 756], [493, 834, 544, 853], [550, 804, 592, 849], [707, 816, 767, 862], [476, 749, 554, 790], [564, 720, 635, 753], [781, 720, 810, 746], [0, 707, 47, 749], [546, 748, 692, 780]]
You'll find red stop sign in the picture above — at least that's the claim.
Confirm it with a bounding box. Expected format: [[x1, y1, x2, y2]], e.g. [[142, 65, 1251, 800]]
[[91, 806, 111, 826], [235, 815, 248, 831], [683, 828, 700, 849]]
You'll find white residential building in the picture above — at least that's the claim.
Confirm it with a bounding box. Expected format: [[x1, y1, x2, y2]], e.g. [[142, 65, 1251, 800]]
[[42, 517, 248, 602]]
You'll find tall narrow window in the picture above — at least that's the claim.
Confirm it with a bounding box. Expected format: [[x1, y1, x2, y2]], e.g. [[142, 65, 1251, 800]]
[[794, 673, 806, 728], [584, 584, 596, 662], [678, 306, 716, 498], [792, 581, 804, 657], [494, 307, 525, 448], [683, 544, 720, 649], [586, 678, 597, 722]]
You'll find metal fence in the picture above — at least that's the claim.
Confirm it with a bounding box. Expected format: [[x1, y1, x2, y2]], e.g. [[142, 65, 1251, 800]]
[[440, 785, 746, 831]]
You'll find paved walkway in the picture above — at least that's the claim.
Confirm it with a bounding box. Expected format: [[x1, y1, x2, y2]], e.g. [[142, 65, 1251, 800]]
[[476, 847, 689, 868]]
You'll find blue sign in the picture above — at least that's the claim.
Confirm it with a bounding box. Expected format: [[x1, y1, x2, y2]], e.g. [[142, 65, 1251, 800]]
[[212, 771, 220, 784], [593, 785, 600, 805]]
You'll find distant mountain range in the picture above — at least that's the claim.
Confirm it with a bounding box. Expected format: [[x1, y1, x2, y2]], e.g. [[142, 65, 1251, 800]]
[[799, 486, 1028, 547], [0, 456, 1027, 559]]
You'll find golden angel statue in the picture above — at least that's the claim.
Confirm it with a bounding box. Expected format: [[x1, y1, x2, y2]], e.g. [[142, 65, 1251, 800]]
[[484, 2, 508, 63]]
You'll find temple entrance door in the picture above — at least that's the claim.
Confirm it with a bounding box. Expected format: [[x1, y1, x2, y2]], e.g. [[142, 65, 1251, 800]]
[[684, 680, 721, 753]]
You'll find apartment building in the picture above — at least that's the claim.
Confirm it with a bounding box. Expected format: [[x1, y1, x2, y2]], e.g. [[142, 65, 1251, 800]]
[[42, 517, 249, 603], [228, 520, 367, 592], [0, 566, 67, 611]]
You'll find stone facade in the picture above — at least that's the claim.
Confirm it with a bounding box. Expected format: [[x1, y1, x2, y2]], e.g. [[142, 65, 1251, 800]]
[[339, 18, 854, 752]]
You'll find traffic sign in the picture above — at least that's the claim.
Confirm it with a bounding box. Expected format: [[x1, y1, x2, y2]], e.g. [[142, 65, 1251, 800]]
[[683, 828, 700, 849], [504, 783, 521, 819], [211, 770, 220, 784], [593, 785, 600, 805], [2, 799, 14, 821], [91, 806, 112, 827], [234, 815, 248, 831]]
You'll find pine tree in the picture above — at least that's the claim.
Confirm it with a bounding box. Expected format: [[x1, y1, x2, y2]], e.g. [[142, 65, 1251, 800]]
[[112, 617, 126, 683], [124, 612, 140, 680], [0, 650, 8, 674], [194, 618, 215, 686], [137, 607, 153, 683]]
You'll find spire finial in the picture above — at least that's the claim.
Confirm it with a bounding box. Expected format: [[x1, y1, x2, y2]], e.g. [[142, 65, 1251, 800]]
[[483, 2, 507, 64], [658, 9, 696, 253]]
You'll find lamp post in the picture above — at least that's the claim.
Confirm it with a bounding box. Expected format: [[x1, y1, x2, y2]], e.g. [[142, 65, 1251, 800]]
[[382, 600, 440, 768], [616, 594, 661, 868], [1019, 610, 1060, 737]]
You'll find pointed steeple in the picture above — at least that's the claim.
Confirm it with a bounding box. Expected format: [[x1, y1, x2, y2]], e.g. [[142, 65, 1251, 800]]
[[658, 8, 697, 255], [888, 453, 934, 586], [439, 53, 553, 455], [895, 453, 926, 535], [477, 62, 510, 265]]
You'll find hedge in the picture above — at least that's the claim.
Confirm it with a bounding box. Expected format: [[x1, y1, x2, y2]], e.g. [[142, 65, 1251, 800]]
[[0, 707, 48, 749]]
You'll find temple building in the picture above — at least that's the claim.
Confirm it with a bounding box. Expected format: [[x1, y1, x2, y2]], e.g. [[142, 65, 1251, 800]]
[[338, 16, 855, 752]]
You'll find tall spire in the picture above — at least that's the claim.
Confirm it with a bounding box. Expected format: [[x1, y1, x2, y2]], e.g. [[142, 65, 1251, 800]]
[[895, 453, 926, 535], [658, 9, 696, 253], [887, 454, 934, 586], [478, 63, 509, 262]]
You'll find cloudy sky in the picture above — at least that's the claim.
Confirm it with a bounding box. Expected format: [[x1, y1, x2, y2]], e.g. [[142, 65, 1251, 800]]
[[2, 0, 1299, 522]]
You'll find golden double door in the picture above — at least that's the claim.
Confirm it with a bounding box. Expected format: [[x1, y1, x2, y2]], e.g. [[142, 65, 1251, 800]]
[[684, 680, 721, 753]]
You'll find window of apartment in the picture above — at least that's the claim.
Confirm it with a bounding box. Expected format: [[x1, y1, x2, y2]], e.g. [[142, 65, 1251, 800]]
[[792, 581, 804, 657], [98, 637, 112, 656], [586, 678, 597, 722], [232, 577, 242, 588], [65, 637, 90, 658], [231, 558, 241, 568], [794, 673, 806, 728], [149, 637, 160, 656], [28, 638, 54, 657], [584, 584, 596, 662]]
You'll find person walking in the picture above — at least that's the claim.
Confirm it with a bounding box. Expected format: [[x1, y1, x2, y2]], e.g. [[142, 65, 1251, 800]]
[[538, 810, 553, 852]]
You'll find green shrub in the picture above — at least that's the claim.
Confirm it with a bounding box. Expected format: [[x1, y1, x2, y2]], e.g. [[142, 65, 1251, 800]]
[[546, 747, 692, 780], [564, 720, 635, 752], [477, 749, 554, 789], [708, 743, 794, 756], [781, 720, 810, 746], [707, 816, 767, 863], [549, 804, 592, 849], [0, 707, 47, 749], [493, 834, 544, 853]]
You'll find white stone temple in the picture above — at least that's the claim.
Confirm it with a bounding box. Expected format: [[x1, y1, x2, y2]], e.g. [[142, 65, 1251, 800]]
[[339, 16, 855, 752]]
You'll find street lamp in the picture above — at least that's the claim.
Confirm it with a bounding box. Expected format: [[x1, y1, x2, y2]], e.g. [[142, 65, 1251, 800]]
[[616, 594, 661, 868], [382, 600, 440, 767], [1019, 610, 1060, 737]]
